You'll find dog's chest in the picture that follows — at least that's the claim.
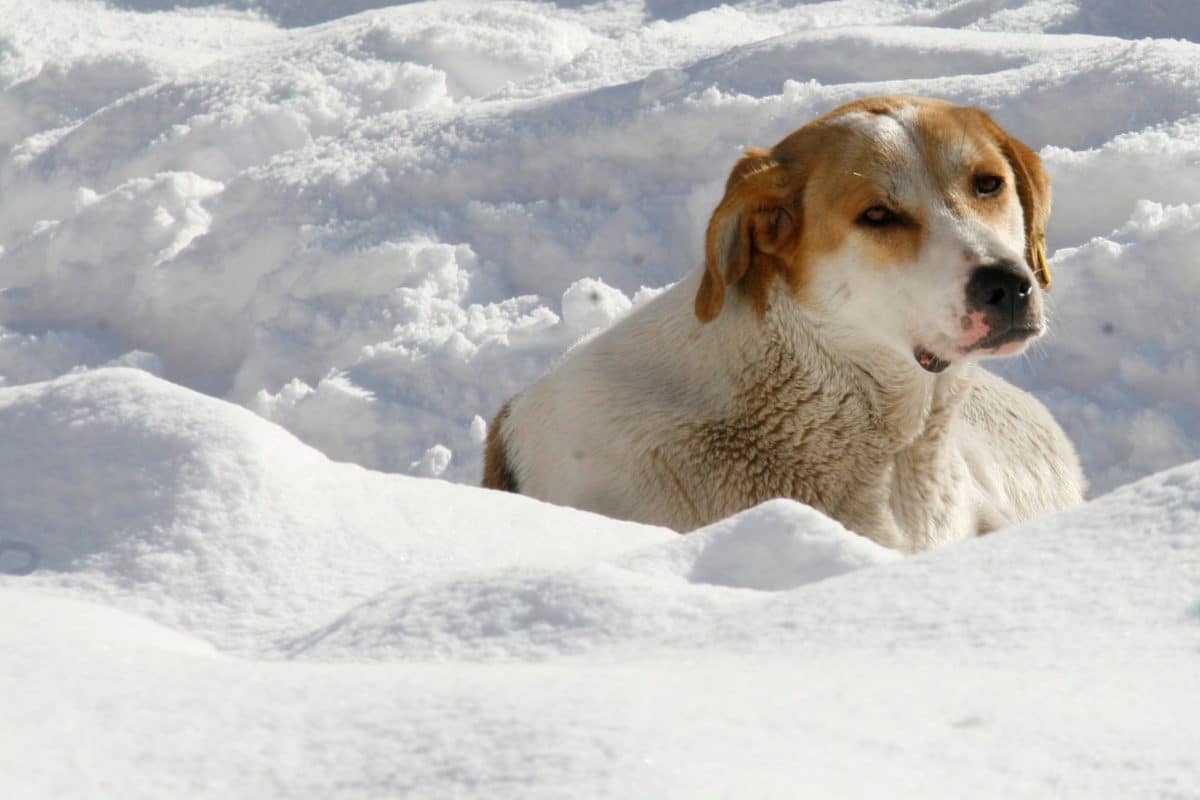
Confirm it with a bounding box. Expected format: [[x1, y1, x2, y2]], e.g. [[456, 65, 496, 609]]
[[666, 370, 974, 548]]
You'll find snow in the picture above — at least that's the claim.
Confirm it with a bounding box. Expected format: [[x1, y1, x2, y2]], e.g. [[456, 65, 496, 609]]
[[3, 368, 1198, 798], [2, 0, 1200, 796]]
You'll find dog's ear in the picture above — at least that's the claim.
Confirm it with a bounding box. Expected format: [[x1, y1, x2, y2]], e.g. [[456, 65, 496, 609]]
[[695, 149, 799, 323], [996, 129, 1053, 289]]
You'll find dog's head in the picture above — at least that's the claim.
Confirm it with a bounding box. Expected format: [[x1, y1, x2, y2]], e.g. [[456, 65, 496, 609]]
[[695, 95, 1051, 373]]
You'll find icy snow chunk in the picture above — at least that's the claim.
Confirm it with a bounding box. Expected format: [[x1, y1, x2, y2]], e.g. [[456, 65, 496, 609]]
[[248, 285, 562, 478], [561, 277, 632, 338], [685, 500, 898, 590], [411, 444, 452, 478], [618, 499, 899, 591], [5, 171, 222, 290], [469, 414, 487, 444]]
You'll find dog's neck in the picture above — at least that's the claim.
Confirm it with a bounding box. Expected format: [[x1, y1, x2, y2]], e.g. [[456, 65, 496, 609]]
[[689, 288, 978, 549], [607, 273, 986, 546], [737, 291, 974, 451]]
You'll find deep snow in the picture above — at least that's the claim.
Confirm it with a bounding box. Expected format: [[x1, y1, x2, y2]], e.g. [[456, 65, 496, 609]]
[[3, 368, 1198, 798], [2, 0, 1200, 797]]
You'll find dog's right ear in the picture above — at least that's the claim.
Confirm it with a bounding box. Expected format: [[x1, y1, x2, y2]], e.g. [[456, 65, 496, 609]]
[[969, 109, 1053, 289], [998, 133, 1053, 289], [695, 149, 798, 323]]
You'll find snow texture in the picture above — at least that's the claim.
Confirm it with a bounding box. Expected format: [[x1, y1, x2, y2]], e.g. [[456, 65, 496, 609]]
[[4, 0, 1199, 489], [2, 1, 1199, 797], [2, 368, 1198, 798]]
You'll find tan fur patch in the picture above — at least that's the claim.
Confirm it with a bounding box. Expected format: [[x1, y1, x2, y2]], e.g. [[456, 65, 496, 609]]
[[802, 150, 925, 272], [482, 401, 519, 492], [943, 105, 1053, 286], [914, 104, 1025, 234]]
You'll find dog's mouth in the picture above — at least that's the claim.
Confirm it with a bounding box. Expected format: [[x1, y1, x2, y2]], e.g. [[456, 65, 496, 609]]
[[914, 326, 1042, 373], [914, 347, 950, 373]]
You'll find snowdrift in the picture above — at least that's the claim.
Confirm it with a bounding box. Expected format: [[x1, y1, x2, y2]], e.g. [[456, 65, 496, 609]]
[[3, 367, 1198, 797], [3, 0, 1200, 797]]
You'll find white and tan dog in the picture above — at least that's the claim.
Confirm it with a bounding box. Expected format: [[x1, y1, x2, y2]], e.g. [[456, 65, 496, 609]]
[[484, 95, 1085, 552]]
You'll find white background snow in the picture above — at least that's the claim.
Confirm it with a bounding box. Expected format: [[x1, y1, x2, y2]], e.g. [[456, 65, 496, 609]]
[[1, 1, 1198, 797]]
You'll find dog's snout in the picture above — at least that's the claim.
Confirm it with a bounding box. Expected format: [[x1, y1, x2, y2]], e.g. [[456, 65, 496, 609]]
[[967, 263, 1033, 323]]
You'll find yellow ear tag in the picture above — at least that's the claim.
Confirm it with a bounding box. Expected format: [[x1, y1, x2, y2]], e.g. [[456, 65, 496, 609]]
[[1034, 238, 1051, 289]]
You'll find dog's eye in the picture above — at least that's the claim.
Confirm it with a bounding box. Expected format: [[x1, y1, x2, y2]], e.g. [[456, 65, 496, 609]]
[[973, 175, 1004, 197], [858, 205, 899, 227]]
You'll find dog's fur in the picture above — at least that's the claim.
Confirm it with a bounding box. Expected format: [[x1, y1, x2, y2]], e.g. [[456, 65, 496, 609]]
[[484, 96, 1085, 552]]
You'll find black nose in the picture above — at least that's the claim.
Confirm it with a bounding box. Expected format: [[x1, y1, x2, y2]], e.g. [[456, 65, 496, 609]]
[[966, 263, 1033, 323]]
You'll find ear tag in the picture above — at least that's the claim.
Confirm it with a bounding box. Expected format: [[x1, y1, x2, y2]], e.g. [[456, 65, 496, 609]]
[[1034, 238, 1051, 289]]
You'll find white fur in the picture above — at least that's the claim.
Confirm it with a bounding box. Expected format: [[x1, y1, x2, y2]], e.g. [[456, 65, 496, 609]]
[[493, 99, 1085, 551]]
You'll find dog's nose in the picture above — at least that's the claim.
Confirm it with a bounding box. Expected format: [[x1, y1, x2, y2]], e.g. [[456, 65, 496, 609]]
[[966, 263, 1033, 324]]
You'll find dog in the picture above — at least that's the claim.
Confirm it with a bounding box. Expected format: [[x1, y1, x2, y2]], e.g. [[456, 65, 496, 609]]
[[483, 95, 1085, 552]]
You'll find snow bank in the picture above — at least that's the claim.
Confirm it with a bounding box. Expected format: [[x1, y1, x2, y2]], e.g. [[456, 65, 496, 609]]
[[996, 198, 1200, 490], [1, 366, 1196, 797], [290, 499, 900, 662], [0, 368, 671, 651]]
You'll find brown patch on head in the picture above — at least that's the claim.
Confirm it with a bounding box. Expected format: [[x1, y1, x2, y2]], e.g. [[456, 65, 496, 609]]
[[914, 104, 1007, 202], [798, 128, 925, 274], [695, 97, 955, 325], [482, 400, 520, 492], [694, 96, 1053, 323], [785, 100, 936, 277], [920, 103, 1052, 286]]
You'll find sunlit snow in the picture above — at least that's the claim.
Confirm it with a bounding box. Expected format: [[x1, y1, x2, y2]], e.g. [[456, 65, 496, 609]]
[[2, 1, 1199, 797]]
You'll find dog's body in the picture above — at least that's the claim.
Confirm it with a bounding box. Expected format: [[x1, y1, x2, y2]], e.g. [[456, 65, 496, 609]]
[[485, 96, 1085, 551]]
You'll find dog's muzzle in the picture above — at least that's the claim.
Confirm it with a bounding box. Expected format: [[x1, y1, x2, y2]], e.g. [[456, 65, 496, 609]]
[[964, 262, 1042, 349]]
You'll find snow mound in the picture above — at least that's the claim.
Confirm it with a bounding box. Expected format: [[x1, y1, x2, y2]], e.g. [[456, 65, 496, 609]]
[[621, 498, 900, 590], [289, 499, 897, 662], [1, 367, 1198, 796], [0, 368, 670, 651]]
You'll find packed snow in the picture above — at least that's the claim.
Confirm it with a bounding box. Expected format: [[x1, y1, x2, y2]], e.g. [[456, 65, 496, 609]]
[[2, 0, 1199, 797]]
